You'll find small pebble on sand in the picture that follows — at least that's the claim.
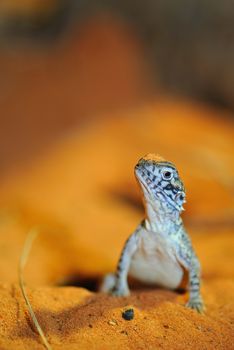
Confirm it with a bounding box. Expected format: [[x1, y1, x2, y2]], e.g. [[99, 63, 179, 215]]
[[122, 308, 134, 321]]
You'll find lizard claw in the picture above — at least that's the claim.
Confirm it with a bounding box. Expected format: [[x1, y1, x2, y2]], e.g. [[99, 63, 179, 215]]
[[186, 297, 205, 313]]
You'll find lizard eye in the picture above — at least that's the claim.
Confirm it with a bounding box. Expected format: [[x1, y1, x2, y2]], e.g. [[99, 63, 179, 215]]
[[162, 171, 173, 180]]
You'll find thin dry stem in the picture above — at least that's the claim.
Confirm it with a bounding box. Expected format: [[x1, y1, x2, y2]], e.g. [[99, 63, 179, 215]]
[[18, 228, 52, 350]]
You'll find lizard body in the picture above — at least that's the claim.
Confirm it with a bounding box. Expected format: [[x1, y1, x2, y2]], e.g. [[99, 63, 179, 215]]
[[101, 154, 204, 312]]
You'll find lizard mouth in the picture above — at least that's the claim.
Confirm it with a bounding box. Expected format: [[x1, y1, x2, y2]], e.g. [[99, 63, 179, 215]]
[[135, 169, 152, 193], [156, 189, 183, 211], [138, 178, 182, 211], [137, 177, 151, 195]]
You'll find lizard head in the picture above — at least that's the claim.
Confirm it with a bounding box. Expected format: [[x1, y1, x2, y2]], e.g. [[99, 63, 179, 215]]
[[134, 154, 186, 213]]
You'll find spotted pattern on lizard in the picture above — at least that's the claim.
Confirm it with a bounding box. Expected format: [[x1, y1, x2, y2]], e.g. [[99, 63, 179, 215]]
[[101, 154, 204, 313]]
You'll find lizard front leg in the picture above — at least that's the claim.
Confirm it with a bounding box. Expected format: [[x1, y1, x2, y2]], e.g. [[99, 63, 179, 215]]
[[176, 231, 205, 313], [112, 230, 139, 297], [186, 256, 205, 313]]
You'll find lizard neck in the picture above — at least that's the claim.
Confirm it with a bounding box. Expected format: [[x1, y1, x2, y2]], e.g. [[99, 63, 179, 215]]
[[143, 193, 182, 233]]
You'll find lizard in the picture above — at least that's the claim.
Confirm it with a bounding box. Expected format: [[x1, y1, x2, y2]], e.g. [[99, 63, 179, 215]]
[[101, 154, 204, 313]]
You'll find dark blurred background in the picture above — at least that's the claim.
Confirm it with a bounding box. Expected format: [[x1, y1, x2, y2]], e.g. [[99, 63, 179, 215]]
[[0, 0, 234, 175]]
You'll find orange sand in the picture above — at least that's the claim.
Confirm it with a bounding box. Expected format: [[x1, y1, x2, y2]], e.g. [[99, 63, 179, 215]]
[[0, 280, 233, 350]]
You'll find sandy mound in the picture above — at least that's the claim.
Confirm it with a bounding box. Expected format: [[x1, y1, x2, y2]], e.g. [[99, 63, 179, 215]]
[[0, 279, 233, 350]]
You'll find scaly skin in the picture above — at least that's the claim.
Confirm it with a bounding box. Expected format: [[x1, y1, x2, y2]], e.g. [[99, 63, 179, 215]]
[[101, 154, 205, 313]]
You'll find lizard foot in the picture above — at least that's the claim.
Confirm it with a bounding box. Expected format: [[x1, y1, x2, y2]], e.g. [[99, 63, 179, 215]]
[[186, 297, 205, 313], [111, 286, 130, 297]]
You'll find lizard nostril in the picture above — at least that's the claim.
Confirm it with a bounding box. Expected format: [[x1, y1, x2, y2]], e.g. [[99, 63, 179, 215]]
[[172, 178, 183, 190]]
